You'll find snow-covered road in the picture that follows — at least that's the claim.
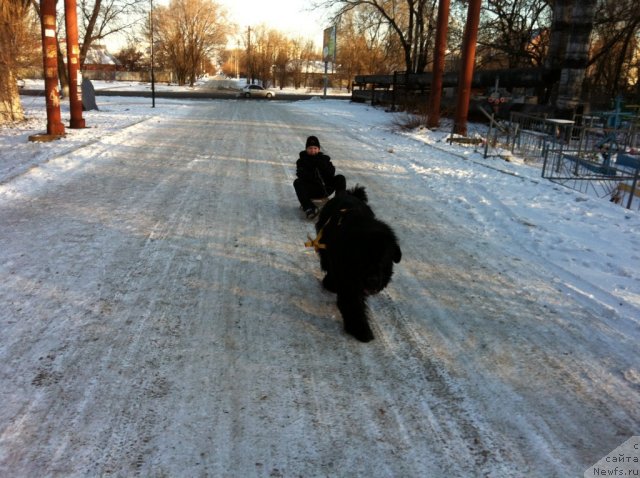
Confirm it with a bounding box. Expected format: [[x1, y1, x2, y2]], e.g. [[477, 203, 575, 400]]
[[1, 98, 638, 477]]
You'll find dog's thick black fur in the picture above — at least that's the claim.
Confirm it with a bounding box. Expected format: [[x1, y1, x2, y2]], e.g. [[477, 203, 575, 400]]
[[314, 185, 401, 342]]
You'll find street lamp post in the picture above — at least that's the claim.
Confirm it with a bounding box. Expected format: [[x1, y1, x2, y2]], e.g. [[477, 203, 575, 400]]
[[150, 0, 156, 107], [236, 41, 239, 79]]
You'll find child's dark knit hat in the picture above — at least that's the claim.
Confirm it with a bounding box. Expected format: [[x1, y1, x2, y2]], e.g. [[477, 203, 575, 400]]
[[306, 136, 320, 148]]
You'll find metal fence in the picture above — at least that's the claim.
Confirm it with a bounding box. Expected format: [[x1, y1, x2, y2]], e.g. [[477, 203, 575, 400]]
[[493, 111, 640, 209]]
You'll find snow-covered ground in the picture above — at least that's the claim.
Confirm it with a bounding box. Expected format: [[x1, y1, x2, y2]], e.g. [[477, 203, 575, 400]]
[[0, 89, 638, 477]]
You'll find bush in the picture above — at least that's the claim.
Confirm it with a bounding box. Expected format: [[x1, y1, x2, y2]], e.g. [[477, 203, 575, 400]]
[[392, 113, 426, 131]]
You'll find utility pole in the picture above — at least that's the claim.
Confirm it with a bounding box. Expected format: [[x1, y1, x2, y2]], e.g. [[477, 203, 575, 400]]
[[150, 0, 156, 107], [247, 26, 251, 84], [236, 41, 240, 79], [64, 0, 85, 128]]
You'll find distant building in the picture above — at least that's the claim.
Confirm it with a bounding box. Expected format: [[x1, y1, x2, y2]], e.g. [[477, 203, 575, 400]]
[[289, 60, 337, 89], [82, 45, 123, 80]]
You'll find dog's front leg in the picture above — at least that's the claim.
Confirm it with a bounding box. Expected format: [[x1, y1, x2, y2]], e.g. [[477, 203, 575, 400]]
[[337, 292, 374, 342], [322, 273, 338, 292]]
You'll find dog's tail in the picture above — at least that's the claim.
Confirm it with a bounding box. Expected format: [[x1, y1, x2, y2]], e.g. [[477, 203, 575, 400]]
[[349, 184, 368, 203]]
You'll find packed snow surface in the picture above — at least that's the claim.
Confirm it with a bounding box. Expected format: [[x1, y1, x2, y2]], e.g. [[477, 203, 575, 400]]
[[0, 86, 638, 477]]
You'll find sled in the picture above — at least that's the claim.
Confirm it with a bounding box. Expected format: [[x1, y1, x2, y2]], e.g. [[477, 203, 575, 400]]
[[312, 190, 337, 207], [311, 196, 331, 208], [299, 193, 334, 219], [299, 196, 331, 212]]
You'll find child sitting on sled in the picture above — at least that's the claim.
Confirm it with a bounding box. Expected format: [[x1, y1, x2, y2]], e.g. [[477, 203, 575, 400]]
[[293, 135, 346, 219]]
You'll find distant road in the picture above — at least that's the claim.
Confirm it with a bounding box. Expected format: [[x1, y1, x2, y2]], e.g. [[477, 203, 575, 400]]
[[19, 87, 351, 102]]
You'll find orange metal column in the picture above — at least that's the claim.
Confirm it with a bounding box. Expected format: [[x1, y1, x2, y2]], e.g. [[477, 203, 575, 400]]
[[40, 0, 65, 136], [427, 0, 451, 128], [64, 0, 85, 128], [453, 0, 482, 136]]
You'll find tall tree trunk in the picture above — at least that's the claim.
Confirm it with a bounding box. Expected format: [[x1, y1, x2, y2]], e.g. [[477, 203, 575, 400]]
[[57, 41, 70, 98], [406, 0, 415, 72], [414, 0, 429, 73], [80, 0, 102, 68], [0, 1, 28, 123], [555, 0, 598, 119], [0, 67, 24, 123]]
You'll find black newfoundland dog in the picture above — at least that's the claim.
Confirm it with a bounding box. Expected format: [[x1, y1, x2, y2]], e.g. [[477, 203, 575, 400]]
[[307, 185, 402, 342]]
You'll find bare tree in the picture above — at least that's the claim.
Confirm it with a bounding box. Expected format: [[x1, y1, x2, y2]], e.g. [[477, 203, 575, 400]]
[[317, 0, 436, 73], [77, 0, 148, 68], [587, 0, 640, 104], [297, 39, 319, 88], [336, 11, 370, 85], [287, 37, 315, 89], [113, 42, 146, 71], [478, 0, 552, 68], [152, 0, 230, 86], [335, 8, 396, 85], [273, 37, 293, 89], [249, 26, 283, 87]]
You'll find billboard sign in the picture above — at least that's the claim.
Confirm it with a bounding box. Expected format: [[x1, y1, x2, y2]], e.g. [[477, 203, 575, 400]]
[[323, 26, 336, 63]]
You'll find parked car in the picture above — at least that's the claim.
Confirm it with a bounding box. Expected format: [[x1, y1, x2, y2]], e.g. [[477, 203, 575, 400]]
[[242, 84, 275, 99]]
